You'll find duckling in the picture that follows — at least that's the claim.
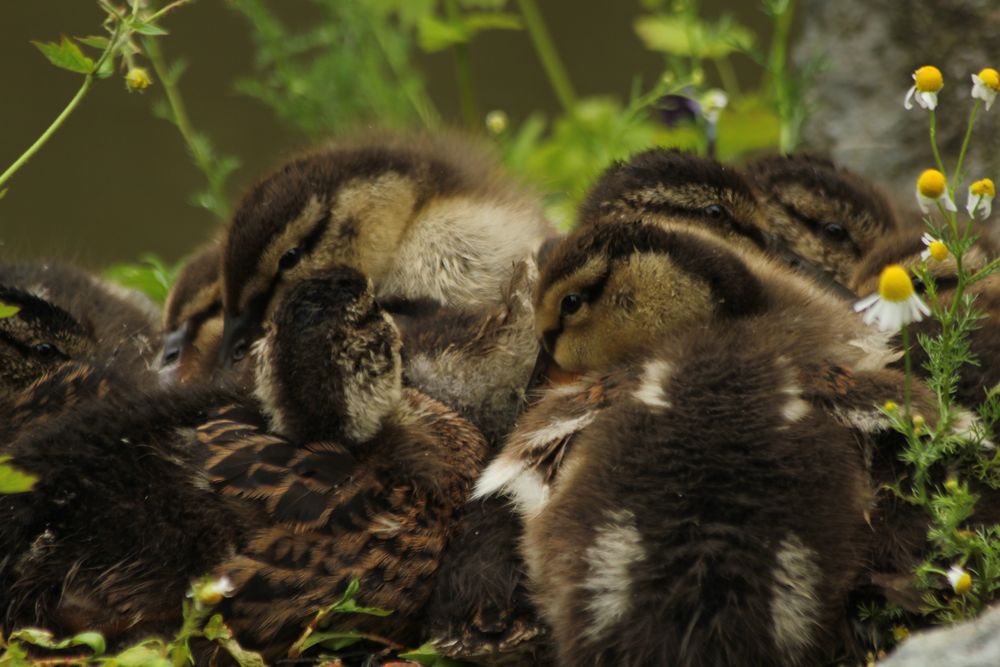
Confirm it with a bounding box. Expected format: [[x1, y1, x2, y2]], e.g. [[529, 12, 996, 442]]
[[851, 228, 1000, 408], [745, 153, 900, 285], [2, 267, 487, 657], [199, 267, 488, 655], [0, 260, 160, 385], [476, 220, 933, 666], [0, 286, 96, 414], [577, 148, 858, 297], [218, 132, 553, 368], [159, 240, 224, 385]]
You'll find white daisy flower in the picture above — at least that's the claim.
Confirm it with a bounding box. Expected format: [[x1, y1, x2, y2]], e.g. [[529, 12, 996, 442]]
[[920, 233, 948, 261], [904, 66, 944, 111], [947, 565, 972, 595], [916, 169, 957, 214], [854, 264, 930, 332], [967, 178, 995, 219], [971, 68, 1000, 111]]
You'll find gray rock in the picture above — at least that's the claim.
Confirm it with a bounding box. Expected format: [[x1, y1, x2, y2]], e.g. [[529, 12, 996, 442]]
[[880, 605, 1000, 666], [795, 0, 1000, 214]]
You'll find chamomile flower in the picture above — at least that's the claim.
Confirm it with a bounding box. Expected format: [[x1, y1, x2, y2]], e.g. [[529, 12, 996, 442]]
[[904, 66, 944, 111], [967, 178, 995, 219], [921, 233, 949, 261], [916, 169, 957, 214], [854, 264, 930, 332], [971, 68, 999, 111], [189, 575, 234, 608], [947, 565, 972, 595]]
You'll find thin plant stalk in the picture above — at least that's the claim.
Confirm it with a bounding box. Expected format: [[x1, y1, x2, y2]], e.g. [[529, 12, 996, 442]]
[[950, 100, 981, 195], [767, 0, 796, 151], [445, 0, 480, 128], [516, 0, 576, 112], [0, 27, 120, 192], [143, 36, 230, 219]]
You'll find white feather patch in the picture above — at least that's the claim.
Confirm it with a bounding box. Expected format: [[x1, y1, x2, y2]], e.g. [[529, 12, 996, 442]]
[[770, 534, 822, 658], [582, 509, 645, 642], [633, 359, 673, 409]]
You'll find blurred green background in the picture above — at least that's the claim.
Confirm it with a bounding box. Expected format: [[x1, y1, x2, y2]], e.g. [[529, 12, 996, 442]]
[[1, 1, 776, 269]]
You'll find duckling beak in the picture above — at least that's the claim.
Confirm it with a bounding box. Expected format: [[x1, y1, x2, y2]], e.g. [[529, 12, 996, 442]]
[[526, 343, 581, 391], [219, 312, 254, 370]]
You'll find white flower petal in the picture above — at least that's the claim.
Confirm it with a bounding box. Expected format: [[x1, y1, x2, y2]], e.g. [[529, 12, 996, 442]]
[[968, 191, 983, 217], [904, 86, 916, 110], [983, 198, 993, 218], [921, 232, 935, 245], [919, 91, 938, 110], [917, 191, 933, 214], [854, 293, 879, 312], [915, 295, 930, 317], [942, 192, 958, 212], [921, 249, 931, 260]]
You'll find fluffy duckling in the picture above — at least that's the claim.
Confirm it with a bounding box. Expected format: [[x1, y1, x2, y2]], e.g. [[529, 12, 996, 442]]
[[217, 133, 553, 368], [851, 229, 1000, 408], [0, 286, 96, 414], [159, 241, 224, 385], [0, 261, 160, 386], [746, 154, 899, 285], [577, 148, 857, 297], [200, 267, 488, 655], [477, 220, 928, 666]]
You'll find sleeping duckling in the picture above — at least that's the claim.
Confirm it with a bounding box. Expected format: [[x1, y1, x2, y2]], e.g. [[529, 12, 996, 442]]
[[217, 132, 553, 368], [201, 267, 488, 655], [2, 267, 487, 658], [851, 228, 1000, 408], [577, 148, 857, 297], [477, 220, 931, 667], [159, 241, 224, 385], [745, 154, 899, 285], [0, 261, 160, 386]]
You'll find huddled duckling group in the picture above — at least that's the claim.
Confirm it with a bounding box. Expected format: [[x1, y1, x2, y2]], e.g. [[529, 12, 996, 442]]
[[2, 132, 998, 666]]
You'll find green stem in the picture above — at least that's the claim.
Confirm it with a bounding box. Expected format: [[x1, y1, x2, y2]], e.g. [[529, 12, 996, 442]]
[[143, 36, 229, 219], [712, 56, 740, 97], [445, 0, 479, 128], [366, 10, 440, 128], [516, 0, 576, 112], [951, 100, 981, 195], [903, 324, 913, 419], [929, 109, 947, 176], [768, 0, 796, 152], [0, 22, 121, 193]]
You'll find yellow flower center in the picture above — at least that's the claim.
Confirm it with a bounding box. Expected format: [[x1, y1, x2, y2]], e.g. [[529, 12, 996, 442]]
[[979, 68, 1000, 91], [971, 178, 996, 198], [914, 66, 943, 92], [928, 240, 948, 261], [883, 400, 898, 412], [954, 571, 972, 595], [878, 265, 915, 302], [125, 67, 152, 91], [917, 169, 947, 198], [892, 626, 910, 642]]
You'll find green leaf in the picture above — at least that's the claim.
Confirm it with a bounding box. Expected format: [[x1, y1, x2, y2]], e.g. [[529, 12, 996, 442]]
[[299, 631, 364, 652], [31, 35, 95, 74], [132, 21, 169, 36], [0, 188, 7, 200], [103, 254, 178, 304], [216, 638, 266, 667], [77, 35, 110, 50], [96, 54, 115, 79], [399, 642, 471, 666], [458, 0, 508, 8], [70, 632, 106, 655], [417, 15, 469, 52], [0, 457, 38, 494], [634, 15, 752, 59], [0, 302, 20, 319], [463, 12, 522, 32], [7, 627, 103, 654], [112, 645, 171, 667], [203, 614, 232, 642]]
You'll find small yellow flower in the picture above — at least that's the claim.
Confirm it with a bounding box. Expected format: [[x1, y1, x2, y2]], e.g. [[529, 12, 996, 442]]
[[971, 68, 1000, 111], [485, 110, 509, 135], [920, 233, 949, 261], [189, 575, 234, 608], [125, 67, 152, 92], [944, 477, 959, 492], [854, 264, 931, 332], [912, 414, 926, 433], [883, 400, 898, 413], [967, 178, 995, 219], [916, 169, 957, 214], [947, 565, 972, 595], [892, 625, 910, 642], [956, 528, 975, 539], [905, 66, 944, 110]]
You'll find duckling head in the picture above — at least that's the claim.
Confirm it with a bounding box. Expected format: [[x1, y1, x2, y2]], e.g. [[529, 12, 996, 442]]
[[253, 265, 403, 445], [579, 148, 770, 250], [746, 154, 898, 285], [534, 220, 768, 375], [160, 242, 223, 385], [0, 287, 94, 400]]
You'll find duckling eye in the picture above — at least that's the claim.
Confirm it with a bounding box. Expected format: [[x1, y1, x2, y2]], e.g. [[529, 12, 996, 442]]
[[560, 294, 583, 316], [231, 337, 249, 362], [912, 276, 926, 294], [822, 223, 848, 242], [703, 204, 728, 220], [279, 247, 303, 271], [32, 343, 62, 360]]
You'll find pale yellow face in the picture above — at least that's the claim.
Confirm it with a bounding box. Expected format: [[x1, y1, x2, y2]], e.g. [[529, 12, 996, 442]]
[[535, 252, 713, 374]]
